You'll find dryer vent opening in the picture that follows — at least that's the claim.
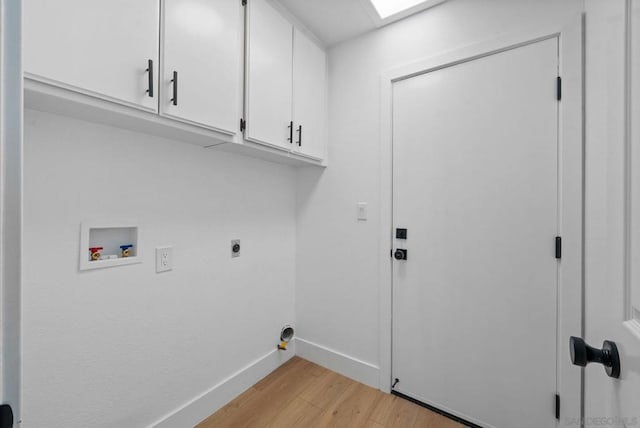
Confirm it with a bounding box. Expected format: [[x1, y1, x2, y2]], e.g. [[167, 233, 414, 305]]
[[277, 325, 295, 351]]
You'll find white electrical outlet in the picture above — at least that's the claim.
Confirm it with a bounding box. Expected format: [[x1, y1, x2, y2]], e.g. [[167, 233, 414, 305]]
[[155, 246, 173, 273], [231, 239, 241, 258]]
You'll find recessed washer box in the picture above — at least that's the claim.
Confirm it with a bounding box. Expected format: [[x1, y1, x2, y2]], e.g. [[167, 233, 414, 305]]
[[79, 222, 141, 271]]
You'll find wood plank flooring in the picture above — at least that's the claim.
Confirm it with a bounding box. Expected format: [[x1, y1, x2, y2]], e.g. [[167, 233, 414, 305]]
[[197, 357, 464, 428]]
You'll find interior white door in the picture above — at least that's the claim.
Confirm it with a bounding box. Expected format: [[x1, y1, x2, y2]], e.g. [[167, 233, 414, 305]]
[[582, 0, 640, 425], [245, 0, 293, 150], [392, 38, 560, 428], [292, 28, 327, 160], [161, 0, 242, 133], [23, 0, 159, 112]]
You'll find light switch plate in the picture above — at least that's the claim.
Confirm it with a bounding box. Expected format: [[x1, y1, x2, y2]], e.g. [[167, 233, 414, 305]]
[[357, 202, 368, 221], [156, 246, 173, 273]]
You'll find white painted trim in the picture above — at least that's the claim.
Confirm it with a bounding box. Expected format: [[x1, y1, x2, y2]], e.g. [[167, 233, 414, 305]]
[[295, 338, 380, 388], [151, 344, 296, 428], [556, 16, 584, 427], [629, 0, 640, 326], [151, 338, 380, 427], [1, 1, 4, 406], [1, 0, 23, 418], [378, 16, 584, 425], [623, 0, 634, 323]]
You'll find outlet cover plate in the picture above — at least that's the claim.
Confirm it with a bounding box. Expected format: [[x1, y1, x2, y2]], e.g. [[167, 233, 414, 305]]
[[231, 239, 241, 258], [156, 246, 173, 273]]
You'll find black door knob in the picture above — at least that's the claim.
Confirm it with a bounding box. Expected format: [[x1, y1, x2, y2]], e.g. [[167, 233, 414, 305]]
[[394, 249, 407, 260], [570, 336, 620, 379], [0, 404, 13, 428]]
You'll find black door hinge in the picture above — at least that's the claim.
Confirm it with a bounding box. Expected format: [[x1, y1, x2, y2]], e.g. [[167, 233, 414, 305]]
[[557, 76, 562, 101], [0, 404, 14, 428], [242, 0, 247, 6], [240, 118, 246, 132], [555, 394, 560, 419], [555, 237, 562, 260]]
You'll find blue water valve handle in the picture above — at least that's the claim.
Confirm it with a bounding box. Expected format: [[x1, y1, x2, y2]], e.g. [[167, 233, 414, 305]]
[[120, 244, 134, 258]]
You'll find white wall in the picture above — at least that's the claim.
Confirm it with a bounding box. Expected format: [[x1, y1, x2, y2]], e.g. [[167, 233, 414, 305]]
[[296, 0, 584, 380], [22, 109, 296, 427]]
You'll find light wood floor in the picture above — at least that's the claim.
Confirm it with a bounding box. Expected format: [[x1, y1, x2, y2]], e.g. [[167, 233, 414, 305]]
[[197, 356, 464, 428]]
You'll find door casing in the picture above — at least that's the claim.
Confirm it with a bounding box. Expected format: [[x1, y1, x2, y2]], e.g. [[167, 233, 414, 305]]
[[378, 17, 584, 426], [0, 0, 24, 420]]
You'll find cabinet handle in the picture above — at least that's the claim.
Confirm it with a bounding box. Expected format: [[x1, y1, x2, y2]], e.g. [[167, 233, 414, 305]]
[[287, 121, 293, 144], [297, 125, 302, 147], [146, 59, 154, 98], [171, 71, 178, 106]]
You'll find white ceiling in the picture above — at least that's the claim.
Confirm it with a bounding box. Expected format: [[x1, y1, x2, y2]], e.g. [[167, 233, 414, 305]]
[[276, 0, 377, 47], [275, 0, 447, 47]]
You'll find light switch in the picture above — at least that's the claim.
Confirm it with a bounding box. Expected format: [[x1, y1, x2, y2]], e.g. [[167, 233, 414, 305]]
[[357, 202, 368, 221]]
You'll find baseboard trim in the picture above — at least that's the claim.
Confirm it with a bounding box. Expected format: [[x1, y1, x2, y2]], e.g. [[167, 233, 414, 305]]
[[295, 338, 380, 388], [151, 338, 379, 427], [151, 342, 296, 428]]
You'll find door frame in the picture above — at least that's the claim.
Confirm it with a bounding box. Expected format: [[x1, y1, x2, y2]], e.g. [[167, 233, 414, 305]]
[[377, 16, 584, 426], [1, 0, 23, 421]]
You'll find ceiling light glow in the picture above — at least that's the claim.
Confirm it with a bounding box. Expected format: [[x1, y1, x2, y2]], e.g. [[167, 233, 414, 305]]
[[369, 0, 429, 19]]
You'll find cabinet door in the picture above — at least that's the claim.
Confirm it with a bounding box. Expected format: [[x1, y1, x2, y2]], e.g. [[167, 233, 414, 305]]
[[246, 0, 293, 150], [24, 0, 160, 112], [292, 29, 327, 160], [161, 0, 242, 133]]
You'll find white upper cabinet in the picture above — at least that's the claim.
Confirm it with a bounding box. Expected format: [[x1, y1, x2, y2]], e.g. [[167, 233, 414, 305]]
[[161, 0, 243, 134], [24, 0, 326, 164], [245, 0, 294, 151], [292, 29, 327, 160], [245, 0, 327, 160], [24, 0, 160, 112]]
